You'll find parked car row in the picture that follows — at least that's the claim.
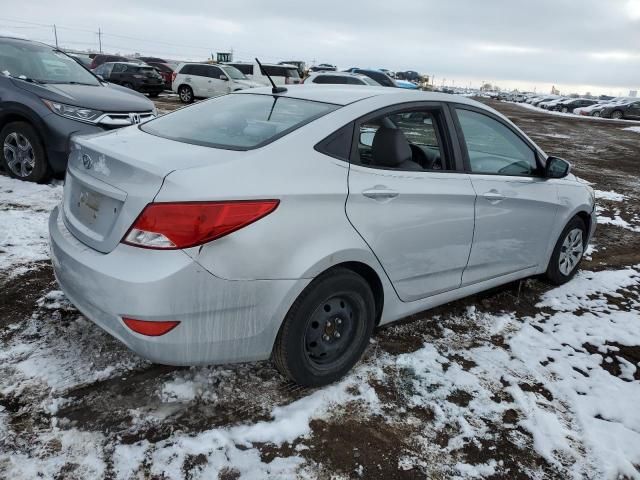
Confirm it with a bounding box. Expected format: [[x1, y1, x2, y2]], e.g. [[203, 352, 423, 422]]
[[510, 93, 640, 120], [171, 63, 422, 103]]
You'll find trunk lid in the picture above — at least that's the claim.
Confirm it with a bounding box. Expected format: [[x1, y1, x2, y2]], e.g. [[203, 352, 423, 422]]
[[62, 126, 243, 253]]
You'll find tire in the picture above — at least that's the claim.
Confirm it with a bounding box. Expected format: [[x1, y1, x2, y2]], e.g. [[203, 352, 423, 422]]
[[592, 111, 601, 117], [611, 110, 623, 120], [561, 107, 568, 113], [178, 85, 194, 103], [544, 217, 587, 285], [148, 92, 160, 98], [0, 121, 50, 183], [272, 268, 376, 387]]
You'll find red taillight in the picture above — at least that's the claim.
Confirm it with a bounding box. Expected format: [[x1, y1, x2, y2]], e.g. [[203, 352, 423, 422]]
[[122, 317, 180, 336], [123, 200, 279, 249]]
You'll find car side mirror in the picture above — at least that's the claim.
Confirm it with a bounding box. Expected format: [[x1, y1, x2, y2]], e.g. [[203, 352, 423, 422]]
[[220, 75, 228, 81], [360, 130, 375, 147], [545, 156, 571, 179]]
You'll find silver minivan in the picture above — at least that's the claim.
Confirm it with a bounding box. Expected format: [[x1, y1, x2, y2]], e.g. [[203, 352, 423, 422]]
[[172, 63, 262, 103]]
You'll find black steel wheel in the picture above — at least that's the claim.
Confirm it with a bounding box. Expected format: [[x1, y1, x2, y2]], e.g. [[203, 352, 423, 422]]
[[273, 268, 376, 387]]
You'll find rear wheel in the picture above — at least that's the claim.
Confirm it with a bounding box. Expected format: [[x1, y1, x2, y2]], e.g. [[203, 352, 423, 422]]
[[544, 217, 586, 285], [592, 110, 601, 117], [178, 85, 194, 103], [1, 121, 50, 183], [561, 107, 569, 113], [611, 110, 624, 120], [272, 268, 375, 387]]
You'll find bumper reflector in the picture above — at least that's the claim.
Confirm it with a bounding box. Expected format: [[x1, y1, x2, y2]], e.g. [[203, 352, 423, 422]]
[[122, 317, 180, 336]]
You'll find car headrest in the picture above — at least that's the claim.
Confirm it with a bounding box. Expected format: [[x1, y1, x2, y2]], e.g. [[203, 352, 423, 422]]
[[371, 127, 412, 168]]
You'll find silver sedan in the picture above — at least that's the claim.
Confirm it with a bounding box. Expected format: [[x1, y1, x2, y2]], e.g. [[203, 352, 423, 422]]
[[49, 86, 596, 386]]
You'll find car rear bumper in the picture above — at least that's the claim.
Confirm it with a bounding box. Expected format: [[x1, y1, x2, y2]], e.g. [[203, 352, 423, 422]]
[[49, 206, 308, 365]]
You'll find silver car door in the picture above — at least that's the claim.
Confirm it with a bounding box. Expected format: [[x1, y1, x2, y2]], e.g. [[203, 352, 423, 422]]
[[346, 104, 476, 302], [454, 106, 559, 285]]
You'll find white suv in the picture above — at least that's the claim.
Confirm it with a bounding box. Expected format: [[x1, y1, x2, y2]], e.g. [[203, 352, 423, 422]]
[[172, 63, 262, 103], [223, 62, 301, 87]]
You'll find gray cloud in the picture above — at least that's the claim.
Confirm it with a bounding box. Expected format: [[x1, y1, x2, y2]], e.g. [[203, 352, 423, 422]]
[[5, 0, 640, 94]]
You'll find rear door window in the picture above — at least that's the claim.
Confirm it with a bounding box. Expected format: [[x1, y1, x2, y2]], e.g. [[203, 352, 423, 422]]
[[141, 94, 339, 150]]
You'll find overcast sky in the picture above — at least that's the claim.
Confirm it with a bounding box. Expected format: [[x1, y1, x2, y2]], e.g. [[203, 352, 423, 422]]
[[3, 0, 639, 95]]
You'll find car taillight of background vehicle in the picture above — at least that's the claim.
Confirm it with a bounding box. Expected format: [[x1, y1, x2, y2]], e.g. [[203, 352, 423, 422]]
[[171, 72, 177, 82], [122, 200, 279, 249]]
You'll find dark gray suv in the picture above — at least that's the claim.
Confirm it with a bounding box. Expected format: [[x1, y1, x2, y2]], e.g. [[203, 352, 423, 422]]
[[0, 36, 156, 182]]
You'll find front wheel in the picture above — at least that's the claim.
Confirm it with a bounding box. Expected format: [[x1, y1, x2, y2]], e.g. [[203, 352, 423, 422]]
[[611, 110, 624, 120], [592, 111, 601, 117], [544, 217, 586, 285], [178, 85, 194, 103], [0, 121, 50, 183], [561, 107, 569, 113], [272, 268, 376, 387]]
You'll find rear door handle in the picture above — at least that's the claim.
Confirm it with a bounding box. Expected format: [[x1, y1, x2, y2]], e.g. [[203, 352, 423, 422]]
[[362, 187, 399, 200], [482, 190, 506, 203]]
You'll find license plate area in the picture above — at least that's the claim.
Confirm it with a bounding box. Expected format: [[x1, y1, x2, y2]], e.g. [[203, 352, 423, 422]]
[[77, 189, 103, 226], [63, 171, 126, 243]]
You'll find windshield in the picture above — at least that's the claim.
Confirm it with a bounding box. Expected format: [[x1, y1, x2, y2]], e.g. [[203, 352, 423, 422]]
[[221, 65, 247, 80], [0, 39, 99, 85], [141, 93, 338, 150]]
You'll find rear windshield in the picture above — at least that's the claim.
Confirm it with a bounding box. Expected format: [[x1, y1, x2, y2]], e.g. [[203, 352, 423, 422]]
[[141, 93, 339, 150]]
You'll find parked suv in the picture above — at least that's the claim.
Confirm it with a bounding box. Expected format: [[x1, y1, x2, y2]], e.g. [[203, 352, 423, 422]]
[[224, 62, 301, 86], [93, 62, 165, 97], [145, 62, 176, 90], [172, 63, 262, 103], [89, 54, 129, 70], [599, 100, 640, 120], [0, 36, 156, 182]]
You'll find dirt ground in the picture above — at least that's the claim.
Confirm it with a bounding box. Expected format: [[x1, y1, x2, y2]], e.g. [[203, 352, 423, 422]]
[[1, 97, 639, 479]]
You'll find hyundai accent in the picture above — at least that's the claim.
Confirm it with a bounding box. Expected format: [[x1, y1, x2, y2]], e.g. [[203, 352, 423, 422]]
[[49, 86, 596, 386]]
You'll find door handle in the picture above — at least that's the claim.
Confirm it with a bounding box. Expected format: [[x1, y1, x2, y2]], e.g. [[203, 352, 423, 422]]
[[482, 190, 506, 203], [362, 187, 399, 200]]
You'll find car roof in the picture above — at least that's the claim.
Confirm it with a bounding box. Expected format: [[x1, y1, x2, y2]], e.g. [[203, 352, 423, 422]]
[[235, 84, 488, 108]]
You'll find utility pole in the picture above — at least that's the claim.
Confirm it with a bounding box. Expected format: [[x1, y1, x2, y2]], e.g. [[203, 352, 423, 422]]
[[98, 27, 102, 53], [53, 24, 58, 48]]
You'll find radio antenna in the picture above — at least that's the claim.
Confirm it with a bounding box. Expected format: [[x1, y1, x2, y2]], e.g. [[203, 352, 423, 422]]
[[255, 58, 287, 94]]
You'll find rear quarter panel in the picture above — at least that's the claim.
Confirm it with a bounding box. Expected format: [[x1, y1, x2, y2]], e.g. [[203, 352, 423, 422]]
[[154, 103, 386, 282]]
